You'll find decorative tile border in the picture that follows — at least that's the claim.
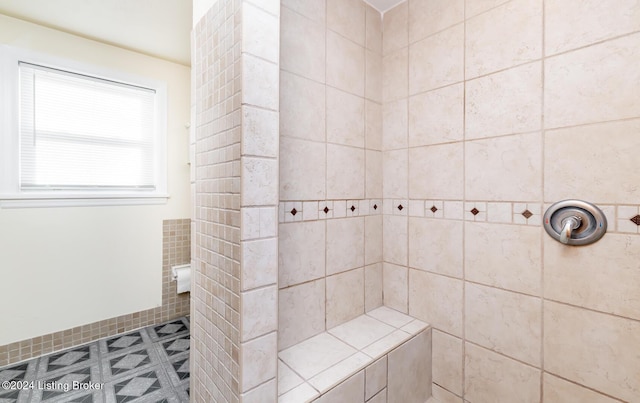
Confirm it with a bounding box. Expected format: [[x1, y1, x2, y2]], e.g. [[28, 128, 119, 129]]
[[280, 200, 640, 234]]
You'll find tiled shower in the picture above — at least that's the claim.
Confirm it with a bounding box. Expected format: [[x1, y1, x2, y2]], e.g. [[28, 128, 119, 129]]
[[191, 0, 640, 402]]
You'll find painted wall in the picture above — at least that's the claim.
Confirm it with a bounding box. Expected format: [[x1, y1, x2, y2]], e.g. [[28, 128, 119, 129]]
[[0, 14, 190, 345]]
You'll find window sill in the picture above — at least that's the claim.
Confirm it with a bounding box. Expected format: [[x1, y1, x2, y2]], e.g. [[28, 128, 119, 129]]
[[0, 194, 169, 209]]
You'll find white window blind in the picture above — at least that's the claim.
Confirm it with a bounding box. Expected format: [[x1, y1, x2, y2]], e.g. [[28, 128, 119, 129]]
[[19, 62, 157, 191]]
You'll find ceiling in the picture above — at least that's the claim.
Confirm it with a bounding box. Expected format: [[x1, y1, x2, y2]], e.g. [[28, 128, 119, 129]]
[[365, 0, 406, 13], [0, 0, 192, 66]]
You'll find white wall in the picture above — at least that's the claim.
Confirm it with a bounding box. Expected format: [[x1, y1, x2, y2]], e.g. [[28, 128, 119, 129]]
[[0, 14, 191, 345]]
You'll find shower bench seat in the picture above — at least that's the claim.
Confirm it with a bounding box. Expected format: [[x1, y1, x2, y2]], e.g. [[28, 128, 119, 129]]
[[277, 306, 433, 403]]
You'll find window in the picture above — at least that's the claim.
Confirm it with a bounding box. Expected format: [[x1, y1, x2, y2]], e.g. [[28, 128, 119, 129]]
[[0, 46, 167, 207]]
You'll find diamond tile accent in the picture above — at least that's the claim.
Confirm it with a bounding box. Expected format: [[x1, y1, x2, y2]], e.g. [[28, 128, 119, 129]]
[[160, 335, 190, 358], [522, 209, 533, 219], [41, 366, 92, 400], [113, 370, 161, 403], [631, 215, 640, 225], [397, 204, 403, 211], [323, 206, 330, 214], [45, 346, 91, 373], [430, 206, 438, 213], [470, 208, 479, 216], [290, 208, 297, 216], [350, 205, 356, 212], [0, 363, 28, 383], [373, 204, 378, 210], [171, 358, 189, 381], [151, 321, 188, 340], [109, 350, 151, 377], [106, 333, 144, 354]]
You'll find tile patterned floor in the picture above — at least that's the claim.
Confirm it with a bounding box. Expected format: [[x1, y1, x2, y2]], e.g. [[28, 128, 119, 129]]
[[0, 317, 190, 403]]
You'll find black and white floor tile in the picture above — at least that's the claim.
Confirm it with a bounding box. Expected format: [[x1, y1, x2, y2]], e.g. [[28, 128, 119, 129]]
[[0, 317, 190, 403]]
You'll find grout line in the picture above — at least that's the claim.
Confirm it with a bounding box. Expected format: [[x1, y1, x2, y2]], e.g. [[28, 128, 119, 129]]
[[540, 0, 547, 400]]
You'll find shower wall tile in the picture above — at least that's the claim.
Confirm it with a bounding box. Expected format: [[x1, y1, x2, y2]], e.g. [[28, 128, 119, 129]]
[[326, 268, 365, 328], [465, 0, 512, 18], [409, 270, 463, 337], [280, 6, 325, 82], [382, 99, 408, 150], [382, 263, 408, 313], [327, 0, 365, 45], [364, 215, 383, 265], [280, 71, 325, 142], [365, 101, 382, 150], [432, 330, 463, 396], [544, 33, 640, 129], [281, 0, 325, 23], [241, 332, 278, 392], [409, 24, 464, 95], [366, 150, 383, 199], [365, 263, 383, 312], [365, 50, 382, 103], [326, 217, 365, 275], [279, 279, 325, 350], [387, 330, 432, 402], [383, 215, 407, 266], [382, 48, 408, 103], [432, 384, 463, 403], [242, 157, 278, 206], [544, 119, 640, 204], [465, 132, 542, 201], [409, 143, 464, 200], [365, 4, 382, 53], [278, 221, 325, 288], [544, 234, 640, 321], [242, 54, 279, 110], [465, 283, 541, 366], [465, 222, 541, 296], [279, 137, 325, 200], [326, 145, 365, 199], [543, 373, 622, 403], [241, 286, 278, 342], [408, 217, 463, 278], [382, 1, 408, 55], [242, 2, 280, 63], [545, 0, 640, 56], [327, 87, 365, 147], [408, 83, 464, 147], [465, 61, 542, 139], [409, 0, 464, 44], [242, 106, 279, 158], [382, 150, 407, 199], [242, 238, 278, 291], [465, 0, 542, 79], [544, 301, 640, 402], [327, 30, 365, 97], [464, 343, 541, 403]]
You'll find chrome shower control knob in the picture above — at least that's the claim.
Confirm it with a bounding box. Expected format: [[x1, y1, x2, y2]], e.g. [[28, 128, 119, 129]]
[[543, 200, 607, 246]]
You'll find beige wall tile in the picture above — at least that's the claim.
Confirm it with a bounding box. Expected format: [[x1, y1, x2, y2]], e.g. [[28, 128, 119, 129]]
[[465, 222, 541, 296], [243, 55, 279, 110], [382, 48, 408, 102], [383, 263, 408, 313], [366, 150, 383, 200], [466, 283, 541, 366], [382, 1, 408, 55], [326, 217, 365, 275], [365, 100, 382, 151], [383, 215, 407, 266], [241, 286, 277, 342], [382, 99, 408, 150], [326, 144, 365, 199], [387, 330, 432, 402], [382, 150, 407, 199], [315, 370, 365, 403], [465, 132, 542, 201], [280, 71, 325, 142], [544, 233, 640, 321], [466, 0, 542, 79], [280, 7, 325, 82], [326, 269, 365, 329], [365, 263, 383, 311], [465, 343, 540, 403], [365, 356, 387, 400], [544, 119, 640, 204], [279, 221, 326, 288], [278, 279, 325, 350], [327, 0, 365, 45], [543, 373, 621, 403], [280, 137, 325, 200], [364, 215, 382, 265], [432, 330, 463, 396], [432, 384, 463, 403], [327, 30, 365, 97], [366, 50, 382, 103], [241, 238, 277, 291], [409, 143, 464, 200], [465, 62, 542, 139], [544, 33, 640, 129], [408, 217, 463, 278], [242, 106, 278, 158], [240, 332, 277, 392], [544, 301, 640, 402], [465, 0, 511, 18], [242, 2, 279, 63], [327, 87, 365, 147], [409, 0, 464, 44], [545, 0, 640, 55], [241, 378, 277, 403], [365, 4, 382, 53], [282, 0, 325, 23], [241, 157, 278, 206], [409, 24, 464, 95], [408, 83, 464, 147], [409, 270, 463, 336]]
